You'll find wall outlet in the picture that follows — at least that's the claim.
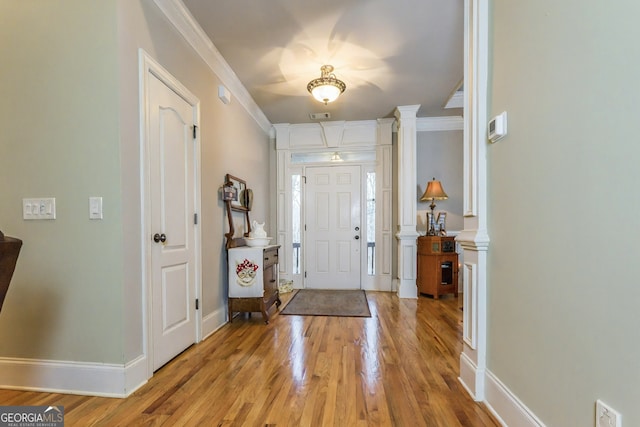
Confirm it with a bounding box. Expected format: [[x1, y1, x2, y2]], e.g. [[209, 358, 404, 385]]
[[596, 400, 621, 427]]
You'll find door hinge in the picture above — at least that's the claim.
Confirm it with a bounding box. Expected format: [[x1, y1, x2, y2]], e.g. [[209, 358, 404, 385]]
[[193, 125, 197, 139], [304, 224, 307, 231], [195, 298, 199, 310], [302, 175, 307, 184], [304, 271, 307, 278], [194, 213, 198, 224]]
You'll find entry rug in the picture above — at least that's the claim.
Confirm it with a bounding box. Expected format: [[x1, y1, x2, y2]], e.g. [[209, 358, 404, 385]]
[[280, 289, 371, 317]]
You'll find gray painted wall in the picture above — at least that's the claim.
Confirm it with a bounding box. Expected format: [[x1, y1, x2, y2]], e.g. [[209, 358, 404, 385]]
[[416, 130, 463, 233], [489, 0, 640, 425], [0, 1, 271, 366], [0, 1, 123, 362]]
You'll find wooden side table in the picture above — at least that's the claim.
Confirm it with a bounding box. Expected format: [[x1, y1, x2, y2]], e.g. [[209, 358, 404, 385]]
[[416, 235, 458, 299], [228, 245, 281, 324]]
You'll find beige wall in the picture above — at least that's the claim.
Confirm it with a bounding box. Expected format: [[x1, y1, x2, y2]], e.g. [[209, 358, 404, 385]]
[[0, 0, 271, 366], [117, 1, 271, 362], [488, 0, 640, 425]]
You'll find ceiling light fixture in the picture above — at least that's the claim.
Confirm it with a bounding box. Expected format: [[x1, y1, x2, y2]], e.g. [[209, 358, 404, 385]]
[[307, 65, 346, 105]]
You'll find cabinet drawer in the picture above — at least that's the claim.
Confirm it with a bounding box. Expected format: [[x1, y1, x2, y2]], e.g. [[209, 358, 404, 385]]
[[263, 248, 279, 267]]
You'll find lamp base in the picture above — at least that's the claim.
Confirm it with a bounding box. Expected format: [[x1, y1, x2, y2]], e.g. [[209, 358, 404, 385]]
[[426, 206, 437, 236]]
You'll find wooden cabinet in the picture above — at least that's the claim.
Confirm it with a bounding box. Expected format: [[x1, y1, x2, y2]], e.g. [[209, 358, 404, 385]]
[[228, 245, 281, 324], [417, 236, 458, 299]]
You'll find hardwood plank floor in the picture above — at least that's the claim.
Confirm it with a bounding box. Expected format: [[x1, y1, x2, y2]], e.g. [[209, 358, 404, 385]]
[[0, 292, 499, 426]]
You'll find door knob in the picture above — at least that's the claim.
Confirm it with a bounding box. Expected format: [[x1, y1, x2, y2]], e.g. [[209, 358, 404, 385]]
[[153, 233, 166, 243], [354, 235, 360, 240], [355, 226, 360, 231]]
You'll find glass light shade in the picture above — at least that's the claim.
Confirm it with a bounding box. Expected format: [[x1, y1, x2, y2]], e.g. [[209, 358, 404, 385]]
[[307, 65, 346, 104], [311, 84, 341, 104]]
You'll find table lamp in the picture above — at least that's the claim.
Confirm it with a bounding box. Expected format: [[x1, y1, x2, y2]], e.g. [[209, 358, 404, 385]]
[[420, 178, 448, 235]]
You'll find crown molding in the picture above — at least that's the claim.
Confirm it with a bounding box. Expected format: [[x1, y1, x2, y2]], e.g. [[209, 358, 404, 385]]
[[417, 116, 464, 132], [445, 91, 464, 109], [153, 0, 272, 134]]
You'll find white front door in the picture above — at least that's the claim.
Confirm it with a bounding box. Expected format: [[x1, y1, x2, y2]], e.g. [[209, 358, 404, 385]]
[[305, 165, 361, 289], [148, 71, 198, 371]]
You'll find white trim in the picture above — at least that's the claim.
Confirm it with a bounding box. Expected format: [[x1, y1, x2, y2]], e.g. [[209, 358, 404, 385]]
[[124, 355, 148, 396], [0, 356, 147, 398], [416, 116, 464, 132], [274, 120, 393, 292], [459, 351, 483, 401], [459, 359, 547, 426], [153, 0, 272, 134], [394, 105, 420, 299], [445, 91, 464, 109], [139, 49, 203, 378], [462, 261, 477, 348], [201, 305, 229, 340], [456, 229, 490, 251], [484, 370, 547, 427], [459, 0, 490, 404]]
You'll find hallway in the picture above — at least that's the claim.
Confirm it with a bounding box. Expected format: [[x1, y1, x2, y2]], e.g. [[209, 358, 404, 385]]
[[0, 292, 499, 426]]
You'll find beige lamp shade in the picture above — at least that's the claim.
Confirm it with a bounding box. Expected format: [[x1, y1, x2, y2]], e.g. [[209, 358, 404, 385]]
[[420, 178, 448, 202]]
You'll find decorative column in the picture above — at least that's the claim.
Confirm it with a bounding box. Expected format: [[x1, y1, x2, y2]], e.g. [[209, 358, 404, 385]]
[[457, 0, 490, 401], [375, 118, 395, 291], [394, 105, 420, 299], [273, 123, 291, 285]]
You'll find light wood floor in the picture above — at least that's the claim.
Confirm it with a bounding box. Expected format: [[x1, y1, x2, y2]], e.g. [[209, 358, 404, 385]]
[[0, 292, 499, 426]]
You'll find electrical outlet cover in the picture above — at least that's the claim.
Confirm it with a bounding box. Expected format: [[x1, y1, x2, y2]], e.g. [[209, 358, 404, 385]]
[[596, 400, 621, 427]]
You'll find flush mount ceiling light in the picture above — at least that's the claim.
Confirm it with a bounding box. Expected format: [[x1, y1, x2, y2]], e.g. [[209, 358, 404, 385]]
[[307, 65, 346, 105]]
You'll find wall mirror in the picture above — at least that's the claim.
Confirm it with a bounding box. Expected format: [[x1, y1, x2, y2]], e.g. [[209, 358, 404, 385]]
[[225, 174, 248, 212], [224, 173, 252, 249]]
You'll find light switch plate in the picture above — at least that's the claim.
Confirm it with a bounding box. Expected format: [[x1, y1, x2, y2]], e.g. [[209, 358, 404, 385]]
[[89, 197, 103, 220], [23, 198, 56, 220]]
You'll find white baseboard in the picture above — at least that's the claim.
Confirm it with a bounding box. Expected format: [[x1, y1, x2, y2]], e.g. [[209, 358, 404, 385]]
[[459, 351, 485, 401], [362, 284, 392, 292], [0, 355, 149, 397], [202, 305, 228, 340], [124, 354, 149, 396], [459, 353, 545, 427], [0, 307, 229, 397], [484, 369, 546, 427]]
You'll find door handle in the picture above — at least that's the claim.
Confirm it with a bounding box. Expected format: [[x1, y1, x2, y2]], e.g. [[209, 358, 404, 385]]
[[153, 233, 167, 243], [354, 235, 360, 240]]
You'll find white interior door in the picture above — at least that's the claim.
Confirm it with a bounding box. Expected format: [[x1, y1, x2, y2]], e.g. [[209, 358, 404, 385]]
[[148, 71, 198, 371], [305, 165, 361, 289]]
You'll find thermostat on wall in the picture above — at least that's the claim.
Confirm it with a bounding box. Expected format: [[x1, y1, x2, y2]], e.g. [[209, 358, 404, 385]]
[[488, 111, 507, 143]]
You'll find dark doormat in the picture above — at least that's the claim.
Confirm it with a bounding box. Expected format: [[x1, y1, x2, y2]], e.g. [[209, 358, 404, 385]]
[[280, 289, 371, 317]]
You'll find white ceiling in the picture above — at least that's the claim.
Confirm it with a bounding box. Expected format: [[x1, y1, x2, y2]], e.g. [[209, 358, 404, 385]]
[[182, 0, 464, 124]]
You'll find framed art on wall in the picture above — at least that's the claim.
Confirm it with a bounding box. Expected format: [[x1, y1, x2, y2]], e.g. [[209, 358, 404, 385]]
[[225, 174, 248, 211]]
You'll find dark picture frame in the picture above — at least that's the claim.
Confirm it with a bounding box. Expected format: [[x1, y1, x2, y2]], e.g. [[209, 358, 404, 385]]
[[225, 174, 249, 212], [436, 212, 447, 235], [222, 184, 237, 202]]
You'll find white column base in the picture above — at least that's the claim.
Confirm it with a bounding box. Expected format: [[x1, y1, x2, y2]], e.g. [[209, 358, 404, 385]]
[[396, 232, 418, 299]]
